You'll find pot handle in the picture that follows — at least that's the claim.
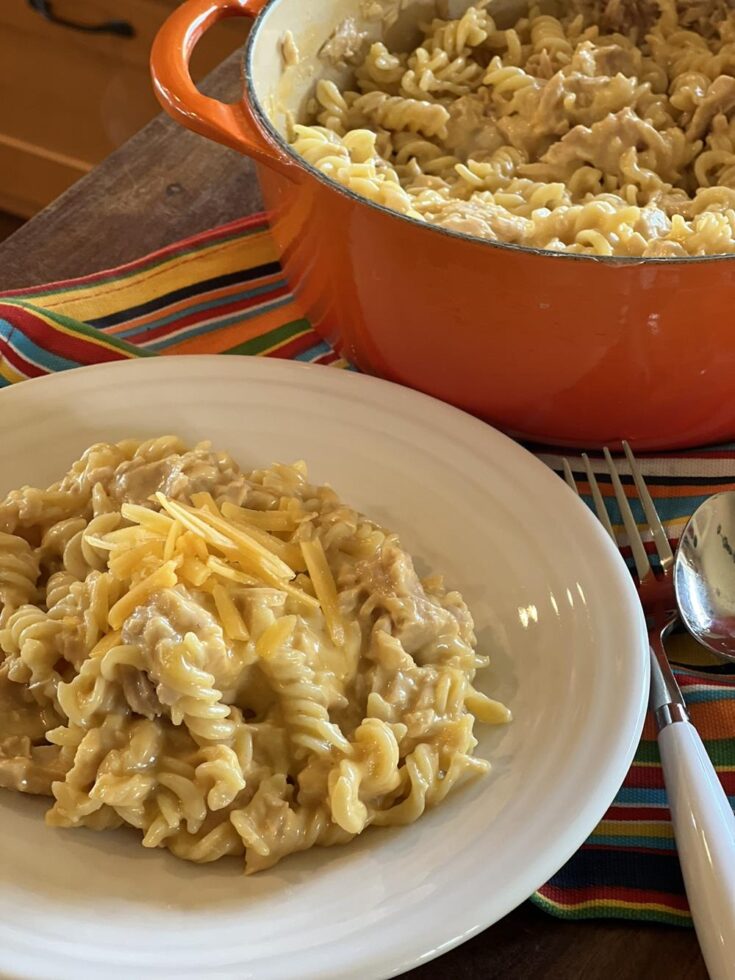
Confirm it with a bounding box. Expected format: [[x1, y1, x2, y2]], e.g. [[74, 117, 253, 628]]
[[150, 0, 298, 179]]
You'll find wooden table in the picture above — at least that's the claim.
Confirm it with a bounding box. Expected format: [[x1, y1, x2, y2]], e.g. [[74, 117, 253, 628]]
[[0, 52, 709, 980]]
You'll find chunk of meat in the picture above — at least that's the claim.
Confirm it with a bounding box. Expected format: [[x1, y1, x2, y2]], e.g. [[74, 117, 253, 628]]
[[111, 445, 249, 508], [0, 667, 59, 741], [122, 586, 246, 696], [568, 40, 641, 78], [434, 200, 532, 244], [319, 17, 369, 67], [533, 70, 641, 131], [0, 736, 66, 795], [686, 75, 735, 140], [521, 107, 692, 184], [352, 537, 472, 658], [445, 94, 505, 157], [597, 0, 659, 35]]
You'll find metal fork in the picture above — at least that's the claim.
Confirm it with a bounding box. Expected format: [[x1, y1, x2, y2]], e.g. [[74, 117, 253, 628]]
[[563, 444, 684, 728], [564, 443, 735, 980]]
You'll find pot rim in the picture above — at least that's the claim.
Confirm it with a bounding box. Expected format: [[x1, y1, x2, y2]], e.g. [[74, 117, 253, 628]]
[[244, 0, 735, 268]]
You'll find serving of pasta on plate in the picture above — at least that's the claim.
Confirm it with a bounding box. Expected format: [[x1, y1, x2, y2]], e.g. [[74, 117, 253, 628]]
[[0, 436, 509, 873], [290, 0, 735, 256]]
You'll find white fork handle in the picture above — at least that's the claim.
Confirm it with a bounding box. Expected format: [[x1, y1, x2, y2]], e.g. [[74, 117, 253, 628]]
[[658, 720, 735, 979]]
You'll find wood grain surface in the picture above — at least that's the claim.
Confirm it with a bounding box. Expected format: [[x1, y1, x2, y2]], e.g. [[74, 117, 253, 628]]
[[0, 53, 259, 289], [0, 48, 708, 980], [0, 0, 247, 217]]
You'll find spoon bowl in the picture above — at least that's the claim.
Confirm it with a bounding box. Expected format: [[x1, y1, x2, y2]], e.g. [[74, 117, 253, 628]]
[[675, 490, 735, 660]]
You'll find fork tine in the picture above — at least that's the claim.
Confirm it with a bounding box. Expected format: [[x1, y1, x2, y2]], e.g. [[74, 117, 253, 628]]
[[622, 440, 674, 571], [563, 456, 618, 545], [562, 458, 578, 494], [582, 453, 616, 544], [603, 446, 652, 582]]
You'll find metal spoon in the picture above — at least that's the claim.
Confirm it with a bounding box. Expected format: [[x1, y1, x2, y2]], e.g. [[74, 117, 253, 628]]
[[675, 490, 735, 660]]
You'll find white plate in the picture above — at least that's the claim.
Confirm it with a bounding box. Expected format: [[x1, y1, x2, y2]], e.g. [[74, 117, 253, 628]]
[[0, 357, 648, 980]]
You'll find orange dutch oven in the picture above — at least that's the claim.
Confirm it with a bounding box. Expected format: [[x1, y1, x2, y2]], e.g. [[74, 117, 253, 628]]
[[151, 0, 735, 450]]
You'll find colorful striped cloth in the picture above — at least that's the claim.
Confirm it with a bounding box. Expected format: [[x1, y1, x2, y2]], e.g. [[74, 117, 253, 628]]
[[0, 216, 347, 383], [2, 212, 735, 927]]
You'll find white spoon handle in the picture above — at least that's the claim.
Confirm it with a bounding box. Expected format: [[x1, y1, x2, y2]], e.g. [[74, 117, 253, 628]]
[[658, 719, 735, 980]]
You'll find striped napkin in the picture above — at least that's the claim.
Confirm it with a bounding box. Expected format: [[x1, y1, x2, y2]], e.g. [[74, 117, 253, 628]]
[[3, 213, 735, 926]]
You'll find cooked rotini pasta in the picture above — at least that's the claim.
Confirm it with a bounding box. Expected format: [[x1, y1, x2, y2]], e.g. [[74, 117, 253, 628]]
[[289, 0, 735, 256], [0, 437, 509, 872]]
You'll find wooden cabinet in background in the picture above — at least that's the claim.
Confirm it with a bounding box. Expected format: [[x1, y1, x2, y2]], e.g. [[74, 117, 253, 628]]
[[0, 0, 248, 217]]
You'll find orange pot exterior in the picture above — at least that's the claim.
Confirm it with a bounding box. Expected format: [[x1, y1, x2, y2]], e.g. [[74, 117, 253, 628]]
[[260, 165, 735, 449], [152, 0, 735, 451]]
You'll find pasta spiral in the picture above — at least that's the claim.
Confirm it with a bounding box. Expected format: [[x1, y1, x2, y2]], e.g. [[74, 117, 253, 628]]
[[350, 91, 451, 138], [0, 532, 39, 617], [355, 41, 406, 94], [258, 617, 352, 757], [149, 632, 237, 744], [422, 6, 492, 59], [0, 605, 62, 694]]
